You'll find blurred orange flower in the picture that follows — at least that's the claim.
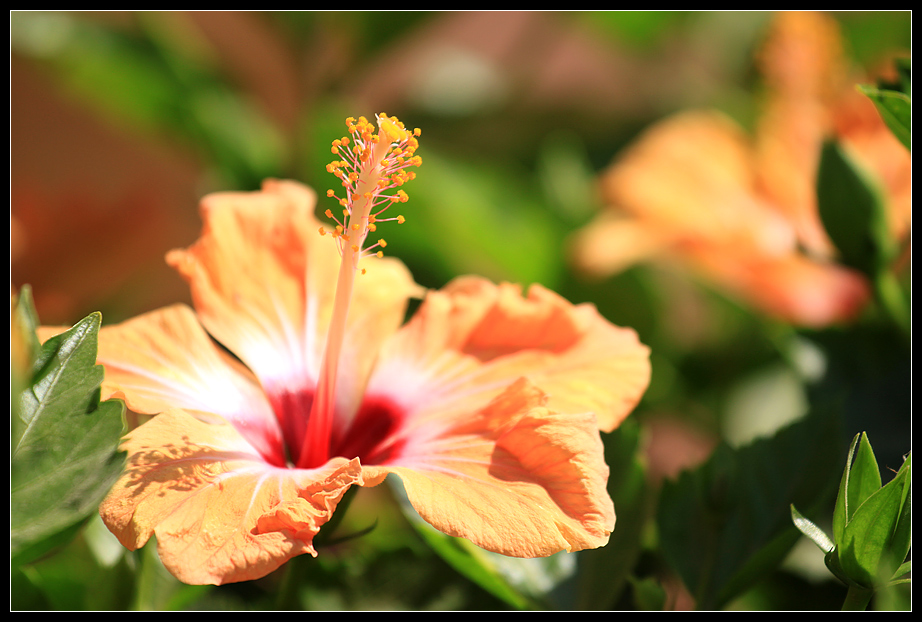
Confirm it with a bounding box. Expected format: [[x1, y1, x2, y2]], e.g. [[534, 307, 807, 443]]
[[572, 11, 910, 328], [90, 116, 650, 585]]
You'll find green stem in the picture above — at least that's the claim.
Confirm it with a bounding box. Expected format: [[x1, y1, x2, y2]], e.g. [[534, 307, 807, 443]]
[[842, 585, 873, 611]]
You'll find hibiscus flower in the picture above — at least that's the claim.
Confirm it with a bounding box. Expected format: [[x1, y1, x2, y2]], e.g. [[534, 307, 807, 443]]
[[571, 11, 910, 328], [91, 115, 651, 585]]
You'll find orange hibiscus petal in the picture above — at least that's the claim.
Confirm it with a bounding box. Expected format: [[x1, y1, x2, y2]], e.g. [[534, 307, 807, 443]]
[[166, 179, 422, 418], [363, 378, 615, 557], [689, 246, 871, 327], [165, 179, 322, 393], [95, 304, 285, 464], [599, 110, 798, 256], [100, 408, 366, 585], [569, 213, 670, 276], [368, 276, 650, 432]]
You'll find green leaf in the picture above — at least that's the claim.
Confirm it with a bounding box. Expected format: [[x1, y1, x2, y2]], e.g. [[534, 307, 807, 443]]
[[857, 85, 911, 152], [889, 560, 911, 584], [857, 57, 911, 152], [791, 504, 834, 554], [833, 432, 882, 545], [11, 310, 126, 568], [657, 406, 840, 610], [838, 453, 911, 588], [816, 140, 895, 279], [887, 452, 912, 574]]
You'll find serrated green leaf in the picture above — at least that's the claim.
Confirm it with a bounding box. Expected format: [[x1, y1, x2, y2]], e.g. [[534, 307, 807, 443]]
[[11, 312, 126, 567], [657, 406, 839, 610], [791, 504, 834, 554]]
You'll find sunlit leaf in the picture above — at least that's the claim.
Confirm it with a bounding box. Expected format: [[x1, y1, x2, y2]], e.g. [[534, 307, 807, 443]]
[[791, 504, 834, 554], [11, 306, 126, 568]]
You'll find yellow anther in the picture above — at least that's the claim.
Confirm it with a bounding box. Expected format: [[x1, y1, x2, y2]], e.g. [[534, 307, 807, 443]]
[[323, 114, 420, 262], [319, 227, 327, 236], [376, 251, 384, 258]]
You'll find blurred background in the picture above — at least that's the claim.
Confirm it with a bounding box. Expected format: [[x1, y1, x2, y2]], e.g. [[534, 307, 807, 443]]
[[10, 11, 911, 610]]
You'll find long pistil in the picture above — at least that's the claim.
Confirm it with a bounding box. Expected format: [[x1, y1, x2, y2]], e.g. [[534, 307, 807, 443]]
[[298, 115, 420, 469]]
